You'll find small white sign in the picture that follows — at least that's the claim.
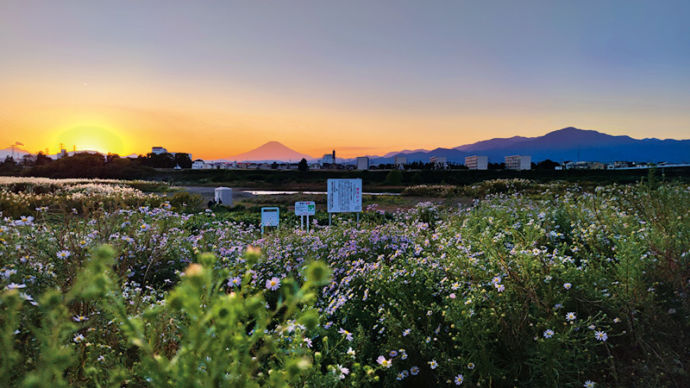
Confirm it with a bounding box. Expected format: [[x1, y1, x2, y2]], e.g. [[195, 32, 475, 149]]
[[261, 207, 280, 227], [327, 179, 362, 213], [295, 201, 316, 216], [214, 187, 233, 205]]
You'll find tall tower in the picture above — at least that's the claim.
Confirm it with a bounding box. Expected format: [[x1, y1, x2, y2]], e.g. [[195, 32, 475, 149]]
[[332, 150, 336, 164]]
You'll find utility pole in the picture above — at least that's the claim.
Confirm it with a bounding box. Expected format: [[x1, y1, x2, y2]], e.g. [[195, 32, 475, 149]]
[[10, 141, 23, 160]]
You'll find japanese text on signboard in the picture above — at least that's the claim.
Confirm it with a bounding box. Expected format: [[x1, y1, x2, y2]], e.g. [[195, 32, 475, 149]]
[[327, 179, 362, 213], [295, 201, 316, 216]]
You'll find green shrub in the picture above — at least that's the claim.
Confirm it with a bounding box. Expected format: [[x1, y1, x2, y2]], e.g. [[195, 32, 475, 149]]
[[0, 246, 352, 386], [169, 191, 205, 213]]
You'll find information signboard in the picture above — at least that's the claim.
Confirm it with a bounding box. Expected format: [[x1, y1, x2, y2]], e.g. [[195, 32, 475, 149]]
[[327, 179, 362, 213], [260, 207, 280, 235], [295, 201, 316, 216], [261, 207, 280, 226]]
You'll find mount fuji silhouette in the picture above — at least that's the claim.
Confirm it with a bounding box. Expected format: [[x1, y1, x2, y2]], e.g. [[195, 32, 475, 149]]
[[226, 141, 312, 162]]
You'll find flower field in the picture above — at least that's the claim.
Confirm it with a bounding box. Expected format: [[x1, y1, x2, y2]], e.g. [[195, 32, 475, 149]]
[[1, 178, 688, 387]]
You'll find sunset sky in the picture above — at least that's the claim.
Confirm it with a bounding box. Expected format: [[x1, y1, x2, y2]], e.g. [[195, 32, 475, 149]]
[[1, 0, 689, 159]]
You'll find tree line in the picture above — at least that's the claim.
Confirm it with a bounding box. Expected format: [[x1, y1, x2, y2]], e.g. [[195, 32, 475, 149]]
[[0, 151, 194, 179]]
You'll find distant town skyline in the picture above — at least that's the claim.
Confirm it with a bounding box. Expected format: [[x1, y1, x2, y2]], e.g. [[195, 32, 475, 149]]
[[2, 1, 689, 159]]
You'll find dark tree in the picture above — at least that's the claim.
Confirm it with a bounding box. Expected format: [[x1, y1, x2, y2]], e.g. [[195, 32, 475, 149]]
[[35, 152, 53, 166], [535, 159, 560, 170], [298, 158, 309, 172], [411, 172, 422, 184], [174, 153, 193, 169], [22, 154, 36, 166], [385, 169, 403, 185], [106, 153, 120, 163], [144, 152, 176, 168], [409, 161, 424, 170], [27, 152, 152, 179], [448, 162, 467, 170], [0, 156, 20, 174]]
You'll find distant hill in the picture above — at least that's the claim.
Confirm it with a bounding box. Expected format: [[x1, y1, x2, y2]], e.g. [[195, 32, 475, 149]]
[[0, 147, 30, 161], [225, 141, 313, 162], [382, 148, 430, 158], [373, 127, 690, 164]]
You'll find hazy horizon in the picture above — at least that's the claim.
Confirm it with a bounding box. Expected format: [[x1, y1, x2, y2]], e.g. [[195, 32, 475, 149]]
[[2, 1, 689, 159]]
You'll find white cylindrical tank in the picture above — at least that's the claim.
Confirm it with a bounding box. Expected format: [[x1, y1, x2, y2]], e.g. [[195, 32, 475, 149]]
[[214, 187, 233, 205]]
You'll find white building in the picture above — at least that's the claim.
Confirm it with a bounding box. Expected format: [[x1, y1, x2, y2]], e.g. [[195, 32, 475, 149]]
[[321, 150, 336, 165], [429, 156, 447, 169], [319, 150, 337, 166], [191, 159, 207, 169], [566, 161, 605, 170], [152, 146, 167, 155], [505, 155, 531, 170], [394, 155, 407, 168], [465, 155, 488, 170], [356, 156, 370, 170]]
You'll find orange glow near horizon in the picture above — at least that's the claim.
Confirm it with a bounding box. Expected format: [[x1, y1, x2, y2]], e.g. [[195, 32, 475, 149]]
[[2, 75, 690, 160], [48, 125, 126, 155], [4, 103, 690, 160]]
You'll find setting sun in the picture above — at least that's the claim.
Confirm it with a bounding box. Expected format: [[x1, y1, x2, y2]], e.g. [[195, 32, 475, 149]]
[[51, 125, 126, 156]]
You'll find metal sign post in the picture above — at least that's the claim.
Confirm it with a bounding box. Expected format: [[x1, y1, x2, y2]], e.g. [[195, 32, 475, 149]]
[[326, 179, 362, 226], [260, 207, 280, 236]]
